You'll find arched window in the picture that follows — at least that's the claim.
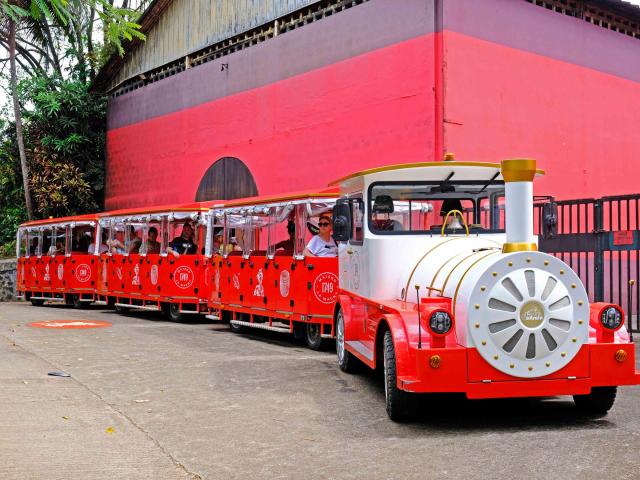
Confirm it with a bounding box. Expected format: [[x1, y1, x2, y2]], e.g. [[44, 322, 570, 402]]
[[195, 157, 258, 201]]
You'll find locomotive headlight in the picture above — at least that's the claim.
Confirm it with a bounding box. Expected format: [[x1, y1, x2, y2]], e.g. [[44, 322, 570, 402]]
[[601, 306, 623, 330], [429, 311, 452, 335]]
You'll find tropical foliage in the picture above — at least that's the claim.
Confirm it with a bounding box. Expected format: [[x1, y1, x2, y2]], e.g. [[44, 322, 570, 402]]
[[0, 0, 148, 257]]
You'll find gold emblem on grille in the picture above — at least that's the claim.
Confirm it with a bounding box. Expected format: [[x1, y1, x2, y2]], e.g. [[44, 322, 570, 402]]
[[520, 301, 545, 328]]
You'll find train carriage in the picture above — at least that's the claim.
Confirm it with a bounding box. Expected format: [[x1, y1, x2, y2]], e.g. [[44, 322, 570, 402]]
[[207, 189, 339, 349], [16, 214, 100, 307], [330, 158, 640, 420], [96, 202, 217, 321]]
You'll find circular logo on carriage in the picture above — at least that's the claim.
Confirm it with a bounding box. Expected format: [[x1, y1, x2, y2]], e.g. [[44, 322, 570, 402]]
[[313, 272, 338, 304], [57, 263, 64, 281], [75, 264, 91, 283], [174, 265, 194, 289], [279, 270, 290, 298], [150, 265, 159, 286]]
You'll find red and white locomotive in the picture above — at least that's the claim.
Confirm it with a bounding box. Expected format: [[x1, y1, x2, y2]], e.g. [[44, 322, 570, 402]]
[[15, 158, 640, 421], [329, 158, 639, 420]]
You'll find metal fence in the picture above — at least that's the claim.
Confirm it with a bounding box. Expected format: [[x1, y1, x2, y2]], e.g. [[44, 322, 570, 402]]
[[535, 194, 640, 335]]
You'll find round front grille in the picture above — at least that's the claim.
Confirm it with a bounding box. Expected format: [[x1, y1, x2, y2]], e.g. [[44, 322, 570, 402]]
[[468, 252, 589, 378]]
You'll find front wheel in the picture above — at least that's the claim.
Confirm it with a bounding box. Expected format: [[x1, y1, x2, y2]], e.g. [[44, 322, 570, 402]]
[[336, 309, 359, 373], [30, 298, 45, 307], [306, 323, 324, 350], [383, 330, 412, 422], [574, 387, 617, 415]]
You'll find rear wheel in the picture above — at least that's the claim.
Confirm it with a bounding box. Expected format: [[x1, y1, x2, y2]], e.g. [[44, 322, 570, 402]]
[[30, 298, 45, 307], [336, 309, 359, 373], [383, 330, 411, 422], [73, 295, 90, 309], [574, 387, 617, 415], [229, 313, 244, 333], [168, 303, 183, 322], [114, 304, 129, 314], [306, 323, 324, 350], [65, 294, 75, 307]]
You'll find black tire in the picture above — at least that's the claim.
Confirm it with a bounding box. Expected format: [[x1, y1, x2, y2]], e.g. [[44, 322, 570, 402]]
[[168, 303, 183, 322], [65, 294, 75, 307], [383, 330, 412, 422], [73, 295, 90, 309], [336, 308, 359, 373], [30, 298, 45, 307], [306, 323, 324, 351], [574, 387, 617, 415], [114, 304, 129, 314], [229, 314, 244, 333]]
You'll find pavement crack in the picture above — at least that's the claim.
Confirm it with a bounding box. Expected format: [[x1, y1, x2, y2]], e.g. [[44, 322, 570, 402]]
[[0, 332, 203, 480]]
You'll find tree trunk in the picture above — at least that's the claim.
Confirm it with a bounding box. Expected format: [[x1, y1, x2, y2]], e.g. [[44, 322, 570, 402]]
[[9, 19, 34, 220]]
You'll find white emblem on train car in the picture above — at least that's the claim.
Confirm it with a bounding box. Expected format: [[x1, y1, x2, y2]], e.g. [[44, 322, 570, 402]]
[[279, 270, 290, 298], [232, 273, 240, 290], [313, 272, 338, 304], [174, 265, 194, 289], [43, 264, 50, 282], [132, 264, 140, 286], [116, 266, 123, 280], [30, 266, 36, 278], [214, 269, 220, 291], [150, 265, 159, 285], [253, 269, 264, 297], [57, 263, 64, 281], [75, 264, 91, 283], [203, 265, 211, 287], [102, 262, 108, 284]]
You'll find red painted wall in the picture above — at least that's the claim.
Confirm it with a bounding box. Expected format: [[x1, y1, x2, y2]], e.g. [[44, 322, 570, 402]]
[[106, 35, 437, 208]]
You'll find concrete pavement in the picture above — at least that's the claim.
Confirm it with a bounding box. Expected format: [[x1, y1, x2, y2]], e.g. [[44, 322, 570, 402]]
[[1, 302, 639, 480]]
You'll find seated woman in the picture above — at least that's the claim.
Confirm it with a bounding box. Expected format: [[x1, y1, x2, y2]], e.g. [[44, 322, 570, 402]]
[[303, 214, 338, 257]]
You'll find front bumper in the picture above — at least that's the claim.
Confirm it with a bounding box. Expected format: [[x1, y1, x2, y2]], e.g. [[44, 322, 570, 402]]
[[398, 343, 640, 399]]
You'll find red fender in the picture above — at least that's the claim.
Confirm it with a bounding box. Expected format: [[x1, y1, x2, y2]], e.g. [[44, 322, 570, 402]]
[[374, 313, 411, 376]]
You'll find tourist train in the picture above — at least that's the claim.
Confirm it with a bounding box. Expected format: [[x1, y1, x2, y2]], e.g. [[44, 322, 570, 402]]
[[16, 159, 640, 420]]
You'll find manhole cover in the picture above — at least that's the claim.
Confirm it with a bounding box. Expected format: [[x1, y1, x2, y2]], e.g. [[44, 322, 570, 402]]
[[30, 320, 112, 329]]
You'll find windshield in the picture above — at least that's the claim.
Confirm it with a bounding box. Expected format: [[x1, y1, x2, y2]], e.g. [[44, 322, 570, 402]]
[[368, 181, 505, 234]]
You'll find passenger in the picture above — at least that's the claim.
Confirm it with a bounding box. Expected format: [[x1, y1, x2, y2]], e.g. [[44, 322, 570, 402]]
[[167, 221, 198, 257], [29, 237, 38, 256], [274, 219, 295, 252], [128, 227, 143, 254], [232, 228, 244, 253], [303, 214, 338, 257], [145, 227, 161, 254], [88, 231, 109, 254], [78, 233, 92, 253]]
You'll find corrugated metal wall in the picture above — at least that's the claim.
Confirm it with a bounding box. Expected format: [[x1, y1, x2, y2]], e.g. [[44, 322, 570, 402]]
[[113, 0, 320, 87]]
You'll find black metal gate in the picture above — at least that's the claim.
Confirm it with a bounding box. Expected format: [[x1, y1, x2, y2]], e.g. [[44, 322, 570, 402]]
[[535, 194, 640, 334]]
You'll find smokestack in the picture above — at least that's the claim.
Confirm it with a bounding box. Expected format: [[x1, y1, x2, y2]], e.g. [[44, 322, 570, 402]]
[[500, 159, 538, 253]]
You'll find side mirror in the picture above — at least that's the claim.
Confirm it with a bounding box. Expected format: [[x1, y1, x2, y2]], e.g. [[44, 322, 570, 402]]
[[542, 201, 558, 239], [332, 200, 352, 242]]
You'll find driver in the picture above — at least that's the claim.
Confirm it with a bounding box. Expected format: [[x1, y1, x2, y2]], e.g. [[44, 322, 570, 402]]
[[371, 195, 403, 231]]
